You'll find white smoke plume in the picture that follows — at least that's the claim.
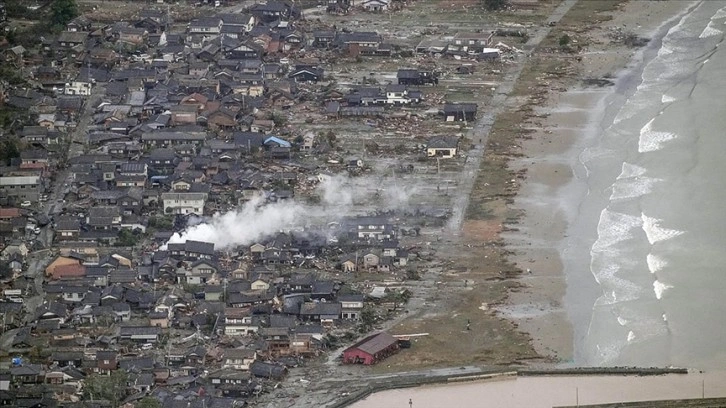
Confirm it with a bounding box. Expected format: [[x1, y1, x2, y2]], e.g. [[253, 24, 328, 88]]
[[166, 196, 308, 250], [166, 174, 419, 251]]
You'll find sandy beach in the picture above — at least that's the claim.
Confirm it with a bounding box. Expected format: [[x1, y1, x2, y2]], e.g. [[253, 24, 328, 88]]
[[501, 0, 696, 364]]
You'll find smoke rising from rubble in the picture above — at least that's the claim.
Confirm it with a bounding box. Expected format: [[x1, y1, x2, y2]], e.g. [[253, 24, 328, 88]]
[[166, 174, 419, 250]]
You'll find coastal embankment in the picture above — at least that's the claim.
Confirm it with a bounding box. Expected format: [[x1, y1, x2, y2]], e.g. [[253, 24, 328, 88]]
[[350, 369, 726, 408], [328, 367, 689, 408]]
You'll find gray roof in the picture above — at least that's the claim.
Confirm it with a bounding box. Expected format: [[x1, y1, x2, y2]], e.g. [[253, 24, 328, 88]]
[[443, 102, 477, 113], [119, 326, 161, 336], [312, 280, 336, 295], [147, 148, 177, 160], [300, 301, 341, 316], [92, 190, 125, 200], [87, 206, 120, 226], [186, 240, 215, 255], [189, 17, 222, 28], [142, 131, 206, 141], [58, 31, 88, 44], [336, 31, 381, 44], [397, 68, 421, 79], [338, 293, 365, 302], [119, 162, 147, 174], [20, 149, 49, 160], [427, 136, 459, 149], [22, 126, 49, 136]]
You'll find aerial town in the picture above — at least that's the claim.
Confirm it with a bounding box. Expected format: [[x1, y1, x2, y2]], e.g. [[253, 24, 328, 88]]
[[0, 0, 558, 406]]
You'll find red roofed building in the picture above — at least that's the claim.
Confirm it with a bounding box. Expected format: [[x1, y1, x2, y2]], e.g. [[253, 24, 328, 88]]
[[342, 331, 399, 365], [45, 256, 86, 280], [50, 263, 86, 280], [0, 208, 21, 219]]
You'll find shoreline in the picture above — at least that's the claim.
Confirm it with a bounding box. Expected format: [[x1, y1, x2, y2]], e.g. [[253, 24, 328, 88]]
[[502, 0, 698, 365]]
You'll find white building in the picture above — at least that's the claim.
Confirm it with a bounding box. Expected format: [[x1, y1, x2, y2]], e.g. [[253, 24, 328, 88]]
[[64, 81, 92, 96], [0, 175, 41, 202], [161, 192, 207, 215]]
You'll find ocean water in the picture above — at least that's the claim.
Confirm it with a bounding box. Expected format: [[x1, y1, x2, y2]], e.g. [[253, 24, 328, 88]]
[[567, 1, 726, 368]]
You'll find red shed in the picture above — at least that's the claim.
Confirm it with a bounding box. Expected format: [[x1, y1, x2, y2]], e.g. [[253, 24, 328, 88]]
[[342, 332, 400, 365]]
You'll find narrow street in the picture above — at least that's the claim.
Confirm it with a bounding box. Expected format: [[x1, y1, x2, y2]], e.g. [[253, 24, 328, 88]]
[[20, 83, 107, 327], [43, 83, 106, 220]]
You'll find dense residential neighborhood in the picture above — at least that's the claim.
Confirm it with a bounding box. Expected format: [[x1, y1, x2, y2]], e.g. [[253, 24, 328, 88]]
[[0, 0, 524, 406]]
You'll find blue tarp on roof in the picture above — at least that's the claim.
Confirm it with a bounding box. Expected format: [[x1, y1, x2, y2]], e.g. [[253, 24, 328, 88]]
[[264, 136, 291, 148]]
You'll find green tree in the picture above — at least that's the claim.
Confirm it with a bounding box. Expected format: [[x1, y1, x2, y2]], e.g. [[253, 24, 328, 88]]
[[359, 305, 376, 333], [50, 0, 79, 29], [0, 137, 21, 165], [148, 215, 173, 230], [559, 34, 571, 47], [270, 111, 288, 127], [136, 396, 162, 408], [116, 229, 140, 247], [484, 0, 508, 11], [83, 371, 128, 407], [0, 262, 11, 280]]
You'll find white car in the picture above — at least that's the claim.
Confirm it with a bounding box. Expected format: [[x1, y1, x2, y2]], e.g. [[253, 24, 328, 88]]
[[20, 201, 32, 207]]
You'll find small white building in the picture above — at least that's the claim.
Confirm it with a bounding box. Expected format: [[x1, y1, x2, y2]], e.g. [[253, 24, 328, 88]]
[[361, 0, 390, 12], [426, 136, 459, 158], [64, 81, 92, 96]]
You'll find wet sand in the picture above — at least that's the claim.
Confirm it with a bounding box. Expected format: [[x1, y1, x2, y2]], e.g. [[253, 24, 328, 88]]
[[499, 0, 695, 364]]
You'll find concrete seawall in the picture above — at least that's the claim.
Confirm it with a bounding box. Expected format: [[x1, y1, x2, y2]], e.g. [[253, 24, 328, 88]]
[[325, 367, 691, 408]]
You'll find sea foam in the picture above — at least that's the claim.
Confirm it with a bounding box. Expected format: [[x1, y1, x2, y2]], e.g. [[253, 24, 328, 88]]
[[610, 165, 662, 201], [700, 21, 724, 38], [638, 118, 678, 153], [616, 162, 647, 179], [646, 253, 668, 274], [592, 209, 643, 251], [653, 280, 673, 300], [641, 213, 684, 244], [661, 94, 676, 103], [609, 178, 660, 201]]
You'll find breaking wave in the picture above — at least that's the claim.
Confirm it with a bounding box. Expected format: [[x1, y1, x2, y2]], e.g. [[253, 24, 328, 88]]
[[592, 209, 643, 251], [653, 280, 673, 300], [641, 213, 684, 245], [638, 118, 678, 153], [699, 21, 724, 38], [646, 253, 668, 274]]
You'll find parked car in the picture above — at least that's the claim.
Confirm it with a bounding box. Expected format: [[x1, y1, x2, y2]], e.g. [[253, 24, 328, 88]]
[[20, 201, 32, 207]]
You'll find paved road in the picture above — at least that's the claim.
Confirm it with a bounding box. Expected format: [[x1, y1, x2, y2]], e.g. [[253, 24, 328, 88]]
[[40, 83, 105, 245], [19, 83, 107, 327]]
